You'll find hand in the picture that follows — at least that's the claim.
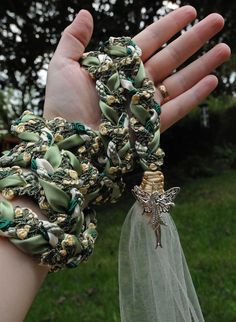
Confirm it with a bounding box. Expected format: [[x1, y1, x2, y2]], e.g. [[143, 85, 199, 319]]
[[43, 7, 230, 132]]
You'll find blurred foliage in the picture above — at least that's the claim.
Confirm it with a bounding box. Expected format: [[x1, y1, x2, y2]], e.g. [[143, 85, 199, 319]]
[[182, 0, 236, 94], [0, 91, 10, 137], [0, 88, 22, 138], [206, 95, 236, 112], [0, 0, 235, 115], [161, 99, 236, 179]]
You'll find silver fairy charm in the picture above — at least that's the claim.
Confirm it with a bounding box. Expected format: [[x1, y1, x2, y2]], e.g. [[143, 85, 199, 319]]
[[132, 171, 180, 248]]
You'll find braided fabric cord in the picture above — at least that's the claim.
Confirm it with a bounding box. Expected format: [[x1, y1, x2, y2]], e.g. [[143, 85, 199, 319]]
[[0, 37, 163, 272]]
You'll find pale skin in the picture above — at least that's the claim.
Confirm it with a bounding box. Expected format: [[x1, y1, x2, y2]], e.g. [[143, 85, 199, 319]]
[[0, 6, 231, 322]]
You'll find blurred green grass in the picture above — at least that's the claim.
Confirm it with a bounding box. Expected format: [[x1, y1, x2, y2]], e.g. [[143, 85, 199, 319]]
[[25, 170, 236, 322]]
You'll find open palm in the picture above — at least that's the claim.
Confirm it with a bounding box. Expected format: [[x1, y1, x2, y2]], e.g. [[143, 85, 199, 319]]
[[43, 7, 230, 132]]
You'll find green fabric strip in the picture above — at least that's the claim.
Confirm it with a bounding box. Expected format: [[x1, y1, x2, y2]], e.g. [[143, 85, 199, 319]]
[[130, 103, 150, 125], [11, 235, 49, 255], [18, 132, 40, 142], [63, 150, 82, 175], [99, 101, 119, 124], [0, 200, 14, 220], [107, 45, 127, 56], [81, 56, 100, 66], [44, 145, 62, 169], [0, 174, 26, 189], [134, 61, 145, 87], [148, 129, 160, 152], [118, 141, 130, 158], [107, 72, 120, 91], [21, 114, 42, 123], [38, 178, 70, 212], [57, 134, 85, 150]]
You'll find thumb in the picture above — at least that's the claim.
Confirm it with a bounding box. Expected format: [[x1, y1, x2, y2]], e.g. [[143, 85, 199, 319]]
[[54, 10, 93, 60]]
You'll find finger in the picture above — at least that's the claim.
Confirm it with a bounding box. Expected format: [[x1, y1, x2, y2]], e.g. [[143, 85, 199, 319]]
[[146, 13, 224, 83], [160, 75, 218, 133], [133, 5, 197, 62], [54, 9, 93, 60], [156, 43, 230, 103]]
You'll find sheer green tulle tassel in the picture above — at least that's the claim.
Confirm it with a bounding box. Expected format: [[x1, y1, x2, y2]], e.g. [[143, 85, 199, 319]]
[[119, 171, 205, 322]]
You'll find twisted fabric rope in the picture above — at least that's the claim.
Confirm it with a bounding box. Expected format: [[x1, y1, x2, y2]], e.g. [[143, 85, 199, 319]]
[[0, 36, 167, 271], [81, 36, 164, 172]]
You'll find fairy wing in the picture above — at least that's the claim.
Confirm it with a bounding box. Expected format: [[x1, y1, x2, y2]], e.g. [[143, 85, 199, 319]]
[[164, 187, 180, 201], [152, 187, 180, 213], [132, 185, 151, 211]]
